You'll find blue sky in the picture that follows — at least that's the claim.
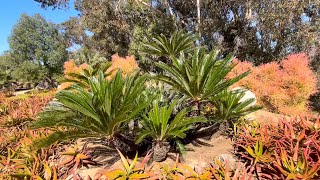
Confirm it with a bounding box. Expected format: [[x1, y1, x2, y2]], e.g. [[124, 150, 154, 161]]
[[0, 0, 78, 54]]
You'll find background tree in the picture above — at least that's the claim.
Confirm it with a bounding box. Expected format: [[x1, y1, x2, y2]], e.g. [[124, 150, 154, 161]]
[[73, 0, 177, 58], [9, 13, 68, 82], [0, 52, 14, 87], [34, 0, 320, 67], [34, 0, 69, 9]]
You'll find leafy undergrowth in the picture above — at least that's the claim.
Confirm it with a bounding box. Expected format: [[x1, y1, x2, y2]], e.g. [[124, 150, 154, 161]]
[[0, 91, 63, 179], [0, 90, 54, 127], [0, 91, 55, 153], [93, 150, 254, 180], [0, 130, 96, 179], [1, 96, 319, 179], [234, 117, 320, 179]]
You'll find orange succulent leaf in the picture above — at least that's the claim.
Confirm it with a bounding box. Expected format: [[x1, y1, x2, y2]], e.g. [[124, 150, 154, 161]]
[[59, 156, 74, 166], [106, 53, 139, 80], [42, 162, 52, 180], [129, 173, 155, 179], [58, 82, 74, 91]]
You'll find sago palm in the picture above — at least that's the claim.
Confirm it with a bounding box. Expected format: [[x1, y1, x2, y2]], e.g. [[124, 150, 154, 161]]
[[145, 32, 249, 111], [135, 99, 206, 161], [30, 70, 153, 149], [143, 30, 195, 58], [62, 61, 112, 89], [210, 89, 261, 122]]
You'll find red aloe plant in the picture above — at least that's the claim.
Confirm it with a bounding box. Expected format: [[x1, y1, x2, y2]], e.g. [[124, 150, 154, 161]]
[[0, 93, 53, 127], [234, 117, 320, 179]]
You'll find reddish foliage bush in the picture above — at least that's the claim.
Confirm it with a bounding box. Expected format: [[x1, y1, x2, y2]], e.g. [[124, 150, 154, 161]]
[[63, 60, 89, 76], [0, 92, 54, 127], [234, 117, 320, 179], [106, 53, 139, 80], [228, 53, 318, 115], [60, 55, 139, 90], [59, 60, 90, 90]]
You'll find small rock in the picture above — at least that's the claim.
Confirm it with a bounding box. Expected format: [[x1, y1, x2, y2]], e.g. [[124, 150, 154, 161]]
[[244, 113, 256, 121], [232, 87, 257, 110]]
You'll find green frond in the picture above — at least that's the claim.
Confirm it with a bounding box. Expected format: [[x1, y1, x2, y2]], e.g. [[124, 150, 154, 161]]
[[30, 69, 153, 147], [146, 31, 249, 102], [33, 130, 97, 149], [143, 30, 195, 58], [136, 99, 206, 145], [175, 139, 186, 156], [211, 89, 262, 121]]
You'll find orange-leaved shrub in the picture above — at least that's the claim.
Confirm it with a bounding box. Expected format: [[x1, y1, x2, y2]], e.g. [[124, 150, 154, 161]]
[[227, 53, 317, 115], [0, 92, 54, 127], [59, 54, 139, 89], [59, 60, 90, 90], [63, 60, 89, 76], [106, 53, 139, 80]]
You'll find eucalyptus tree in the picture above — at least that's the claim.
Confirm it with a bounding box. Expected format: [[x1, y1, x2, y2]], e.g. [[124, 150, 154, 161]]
[[35, 0, 320, 67]]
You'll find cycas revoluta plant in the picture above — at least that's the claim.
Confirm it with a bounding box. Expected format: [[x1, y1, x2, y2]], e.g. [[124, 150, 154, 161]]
[[135, 99, 206, 162], [143, 31, 195, 58], [30, 70, 153, 150], [60, 60, 112, 90], [210, 89, 261, 123], [144, 31, 250, 115]]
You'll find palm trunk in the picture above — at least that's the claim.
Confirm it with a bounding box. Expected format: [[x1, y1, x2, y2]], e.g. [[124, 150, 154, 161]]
[[109, 133, 137, 153], [153, 141, 170, 162], [192, 100, 201, 116]]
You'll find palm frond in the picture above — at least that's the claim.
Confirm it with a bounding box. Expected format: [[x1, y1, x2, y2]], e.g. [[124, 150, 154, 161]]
[[155, 47, 249, 102], [33, 130, 97, 149], [30, 70, 153, 148], [144, 31, 249, 104], [135, 99, 206, 145], [143, 31, 195, 58], [210, 89, 262, 121]]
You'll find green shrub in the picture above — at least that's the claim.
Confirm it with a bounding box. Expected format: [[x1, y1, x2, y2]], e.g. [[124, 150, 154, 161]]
[[30, 70, 153, 149], [135, 99, 206, 161], [210, 89, 261, 122], [144, 31, 250, 119]]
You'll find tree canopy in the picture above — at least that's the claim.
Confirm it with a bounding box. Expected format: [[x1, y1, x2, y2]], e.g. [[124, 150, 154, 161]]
[[34, 0, 320, 67], [8, 13, 67, 81], [34, 0, 69, 9]]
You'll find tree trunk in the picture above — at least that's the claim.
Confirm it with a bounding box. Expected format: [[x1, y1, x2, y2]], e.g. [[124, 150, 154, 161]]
[[196, 0, 201, 38]]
